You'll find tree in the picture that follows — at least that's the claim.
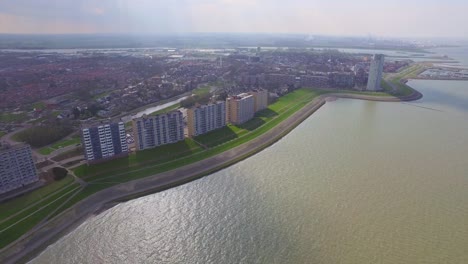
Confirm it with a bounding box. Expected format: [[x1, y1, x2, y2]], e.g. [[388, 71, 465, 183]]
[[51, 167, 68, 181]]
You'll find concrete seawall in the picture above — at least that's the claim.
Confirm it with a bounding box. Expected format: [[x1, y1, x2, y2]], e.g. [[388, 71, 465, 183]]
[[0, 89, 422, 263]]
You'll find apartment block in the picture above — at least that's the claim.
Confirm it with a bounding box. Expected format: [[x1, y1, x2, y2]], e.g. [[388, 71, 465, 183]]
[[81, 122, 128, 163], [367, 54, 385, 91], [133, 111, 184, 151], [187, 101, 226, 137], [226, 93, 255, 125], [249, 89, 269, 112], [0, 143, 38, 194]]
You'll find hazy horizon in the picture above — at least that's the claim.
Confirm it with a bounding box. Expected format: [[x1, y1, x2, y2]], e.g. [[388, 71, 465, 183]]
[[0, 0, 467, 39]]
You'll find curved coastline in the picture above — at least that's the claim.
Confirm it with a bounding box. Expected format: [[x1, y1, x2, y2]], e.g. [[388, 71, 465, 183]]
[[0, 88, 423, 263]]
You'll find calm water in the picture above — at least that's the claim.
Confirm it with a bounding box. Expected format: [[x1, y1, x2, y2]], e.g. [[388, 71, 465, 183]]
[[30, 79, 468, 264], [133, 96, 189, 119], [431, 46, 468, 67]]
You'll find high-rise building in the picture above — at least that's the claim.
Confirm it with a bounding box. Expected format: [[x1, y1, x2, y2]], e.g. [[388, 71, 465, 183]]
[[81, 122, 128, 163], [249, 89, 269, 112], [187, 101, 226, 137], [133, 111, 184, 151], [226, 93, 255, 125], [0, 143, 38, 194], [366, 54, 385, 91]]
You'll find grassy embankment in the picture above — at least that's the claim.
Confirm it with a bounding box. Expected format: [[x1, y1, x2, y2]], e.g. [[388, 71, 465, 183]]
[[385, 64, 425, 97], [38, 136, 81, 155], [0, 176, 78, 248], [54, 89, 328, 217]]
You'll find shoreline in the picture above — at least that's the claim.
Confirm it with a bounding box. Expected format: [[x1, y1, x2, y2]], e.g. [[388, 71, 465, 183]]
[[0, 89, 422, 264]]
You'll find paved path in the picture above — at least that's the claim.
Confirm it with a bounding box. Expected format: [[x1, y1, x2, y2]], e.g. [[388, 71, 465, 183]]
[[0, 125, 45, 161], [0, 90, 422, 263]]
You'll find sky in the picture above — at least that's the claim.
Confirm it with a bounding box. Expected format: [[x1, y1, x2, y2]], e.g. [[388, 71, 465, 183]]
[[0, 0, 467, 38]]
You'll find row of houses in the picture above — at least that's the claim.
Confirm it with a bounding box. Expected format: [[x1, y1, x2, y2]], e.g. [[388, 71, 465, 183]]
[[81, 89, 269, 164]]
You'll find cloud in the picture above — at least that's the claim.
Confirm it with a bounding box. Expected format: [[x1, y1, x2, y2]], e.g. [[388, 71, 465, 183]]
[[0, 0, 466, 37]]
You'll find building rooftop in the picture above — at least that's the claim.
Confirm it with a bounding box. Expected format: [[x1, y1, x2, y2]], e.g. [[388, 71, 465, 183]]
[[81, 120, 124, 129], [231, 93, 253, 100], [0, 142, 29, 152]]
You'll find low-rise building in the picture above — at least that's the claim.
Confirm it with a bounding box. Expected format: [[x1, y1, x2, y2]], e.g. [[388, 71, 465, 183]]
[[226, 93, 255, 125], [187, 101, 226, 137], [0, 143, 38, 194], [133, 111, 184, 150], [81, 122, 128, 164]]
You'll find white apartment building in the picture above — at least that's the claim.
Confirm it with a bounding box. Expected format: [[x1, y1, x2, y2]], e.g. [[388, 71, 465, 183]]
[[0, 143, 38, 194], [81, 122, 128, 163], [367, 54, 385, 91], [133, 111, 184, 151], [187, 101, 226, 137]]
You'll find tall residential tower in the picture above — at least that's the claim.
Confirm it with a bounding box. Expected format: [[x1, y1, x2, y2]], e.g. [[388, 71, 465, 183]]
[[226, 93, 255, 125], [187, 101, 226, 137], [0, 143, 38, 194], [249, 89, 268, 112], [366, 54, 385, 91], [81, 122, 128, 164], [133, 111, 184, 151]]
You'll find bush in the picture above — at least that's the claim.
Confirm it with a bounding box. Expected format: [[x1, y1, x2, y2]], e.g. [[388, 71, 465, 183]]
[[180, 93, 211, 108], [52, 167, 68, 181]]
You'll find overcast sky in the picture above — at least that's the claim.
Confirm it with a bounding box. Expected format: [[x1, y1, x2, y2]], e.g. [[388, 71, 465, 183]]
[[0, 0, 467, 38]]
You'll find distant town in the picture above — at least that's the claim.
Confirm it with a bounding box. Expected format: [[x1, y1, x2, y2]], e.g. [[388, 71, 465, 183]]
[[1, 44, 463, 196]]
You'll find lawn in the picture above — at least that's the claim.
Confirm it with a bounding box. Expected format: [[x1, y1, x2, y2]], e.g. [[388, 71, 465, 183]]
[[149, 103, 180, 116], [0, 183, 80, 249], [38, 136, 81, 155], [192, 85, 211, 96], [0, 112, 28, 123], [386, 64, 423, 97], [73, 138, 203, 180], [73, 89, 325, 184], [0, 175, 74, 222]]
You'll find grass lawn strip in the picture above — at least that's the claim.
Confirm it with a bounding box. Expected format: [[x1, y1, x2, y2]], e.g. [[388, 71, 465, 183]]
[[0, 184, 80, 249], [48, 90, 326, 217], [38, 137, 81, 155], [0, 176, 74, 222]]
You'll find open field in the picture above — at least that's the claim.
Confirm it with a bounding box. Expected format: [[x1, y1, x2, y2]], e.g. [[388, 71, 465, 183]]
[[38, 136, 81, 155], [0, 176, 74, 222], [193, 85, 211, 96], [0, 113, 28, 123], [0, 183, 80, 249], [74, 138, 203, 179]]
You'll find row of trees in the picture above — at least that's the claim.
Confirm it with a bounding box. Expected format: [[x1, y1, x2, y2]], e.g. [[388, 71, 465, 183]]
[[180, 93, 212, 108], [14, 123, 74, 148]]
